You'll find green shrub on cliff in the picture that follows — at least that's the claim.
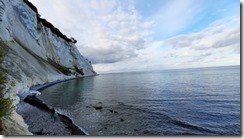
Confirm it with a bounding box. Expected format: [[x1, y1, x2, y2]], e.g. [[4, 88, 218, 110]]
[[0, 73, 13, 117], [0, 47, 13, 131]]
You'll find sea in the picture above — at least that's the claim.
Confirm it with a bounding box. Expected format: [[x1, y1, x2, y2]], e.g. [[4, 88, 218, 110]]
[[39, 65, 240, 135]]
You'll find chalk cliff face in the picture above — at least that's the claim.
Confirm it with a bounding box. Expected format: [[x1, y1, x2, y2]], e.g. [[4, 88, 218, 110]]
[[0, 0, 96, 135]]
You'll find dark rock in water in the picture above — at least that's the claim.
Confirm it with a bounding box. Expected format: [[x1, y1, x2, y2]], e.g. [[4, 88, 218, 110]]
[[114, 111, 118, 114], [93, 106, 102, 110], [24, 95, 54, 112], [134, 129, 138, 132], [120, 118, 124, 122], [93, 102, 103, 110], [109, 110, 113, 113]]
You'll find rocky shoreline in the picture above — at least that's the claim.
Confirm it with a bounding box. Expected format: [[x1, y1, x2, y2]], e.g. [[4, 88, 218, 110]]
[[16, 79, 88, 135]]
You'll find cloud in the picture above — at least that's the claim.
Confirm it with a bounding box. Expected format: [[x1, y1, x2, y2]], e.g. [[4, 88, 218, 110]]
[[77, 1, 149, 64], [29, 0, 150, 64], [29, 0, 203, 65], [29, 0, 240, 73], [166, 16, 240, 51], [75, 0, 150, 64], [149, 0, 204, 38], [98, 16, 240, 72], [154, 16, 240, 68]]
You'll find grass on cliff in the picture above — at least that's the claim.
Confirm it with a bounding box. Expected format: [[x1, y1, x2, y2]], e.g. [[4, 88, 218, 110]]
[[0, 47, 13, 131]]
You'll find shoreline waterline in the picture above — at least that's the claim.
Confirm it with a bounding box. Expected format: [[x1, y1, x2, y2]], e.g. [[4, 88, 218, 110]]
[[17, 76, 94, 135], [39, 66, 240, 135], [16, 66, 240, 135]]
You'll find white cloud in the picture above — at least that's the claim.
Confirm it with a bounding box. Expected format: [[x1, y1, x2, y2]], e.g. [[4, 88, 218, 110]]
[[166, 16, 240, 51], [29, 0, 151, 64], [96, 16, 240, 73], [141, 21, 155, 28], [149, 0, 203, 38], [139, 16, 240, 70], [29, 0, 240, 73]]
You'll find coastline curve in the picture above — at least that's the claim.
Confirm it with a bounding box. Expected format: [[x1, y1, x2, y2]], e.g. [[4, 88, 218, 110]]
[[17, 78, 91, 135]]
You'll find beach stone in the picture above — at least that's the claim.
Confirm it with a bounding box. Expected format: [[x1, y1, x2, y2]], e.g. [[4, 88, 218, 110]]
[[93, 102, 103, 110], [18, 94, 86, 135], [109, 110, 113, 113]]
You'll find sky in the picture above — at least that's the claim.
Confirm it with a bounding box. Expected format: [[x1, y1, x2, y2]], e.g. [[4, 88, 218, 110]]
[[29, 0, 240, 73]]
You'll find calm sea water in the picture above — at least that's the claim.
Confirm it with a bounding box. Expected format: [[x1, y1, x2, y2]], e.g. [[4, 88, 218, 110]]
[[39, 66, 240, 135]]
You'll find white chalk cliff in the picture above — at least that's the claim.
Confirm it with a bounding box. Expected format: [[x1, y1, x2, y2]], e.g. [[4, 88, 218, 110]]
[[0, 0, 96, 135]]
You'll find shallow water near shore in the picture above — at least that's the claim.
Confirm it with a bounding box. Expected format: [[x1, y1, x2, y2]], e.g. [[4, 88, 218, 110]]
[[39, 65, 240, 135]]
